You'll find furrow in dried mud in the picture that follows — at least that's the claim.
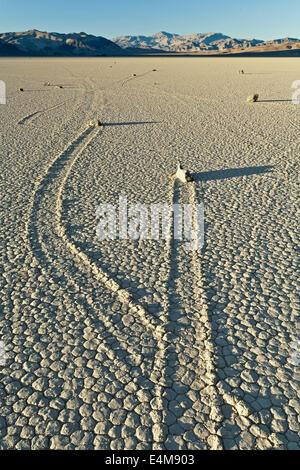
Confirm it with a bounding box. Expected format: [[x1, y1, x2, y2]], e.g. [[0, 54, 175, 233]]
[[153, 180, 224, 449], [17, 97, 78, 125], [25, 122, 160, 349], [148, 180, 257, 449]]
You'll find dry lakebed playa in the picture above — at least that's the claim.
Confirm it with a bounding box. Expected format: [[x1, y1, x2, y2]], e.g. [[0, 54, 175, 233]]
[[0, 57, 299, 450]]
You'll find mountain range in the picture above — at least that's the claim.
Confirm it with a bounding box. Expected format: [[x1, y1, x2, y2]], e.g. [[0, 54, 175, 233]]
[[0, 29, 122, 56], [112, 31, 300, 53], [0, 29, 299, 56]]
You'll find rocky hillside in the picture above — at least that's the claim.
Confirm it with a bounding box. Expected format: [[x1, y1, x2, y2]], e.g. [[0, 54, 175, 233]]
[[0, 29, 123, 56], [0, 38, 25, 56]]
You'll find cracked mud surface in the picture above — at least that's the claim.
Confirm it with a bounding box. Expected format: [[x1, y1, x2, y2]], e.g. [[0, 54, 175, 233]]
[[0, 57, 299, 449]]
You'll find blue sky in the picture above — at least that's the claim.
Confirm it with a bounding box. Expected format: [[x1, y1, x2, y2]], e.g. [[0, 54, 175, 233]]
[[1, 0, 299, 40]]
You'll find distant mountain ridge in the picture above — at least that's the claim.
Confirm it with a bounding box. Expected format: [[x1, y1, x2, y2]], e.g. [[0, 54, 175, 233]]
[[0, 29, 122, 56], [113, 31, 300, 53], [0, 29, 299, 57]]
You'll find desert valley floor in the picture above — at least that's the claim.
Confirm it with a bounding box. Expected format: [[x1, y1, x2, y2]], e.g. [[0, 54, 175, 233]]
[[0, 57, 299, 450]]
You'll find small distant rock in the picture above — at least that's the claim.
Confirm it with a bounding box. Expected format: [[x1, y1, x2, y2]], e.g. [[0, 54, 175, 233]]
[[175, 162, 194, 183], [247, 94, 259, 103], [89, 119, 102, 127]]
